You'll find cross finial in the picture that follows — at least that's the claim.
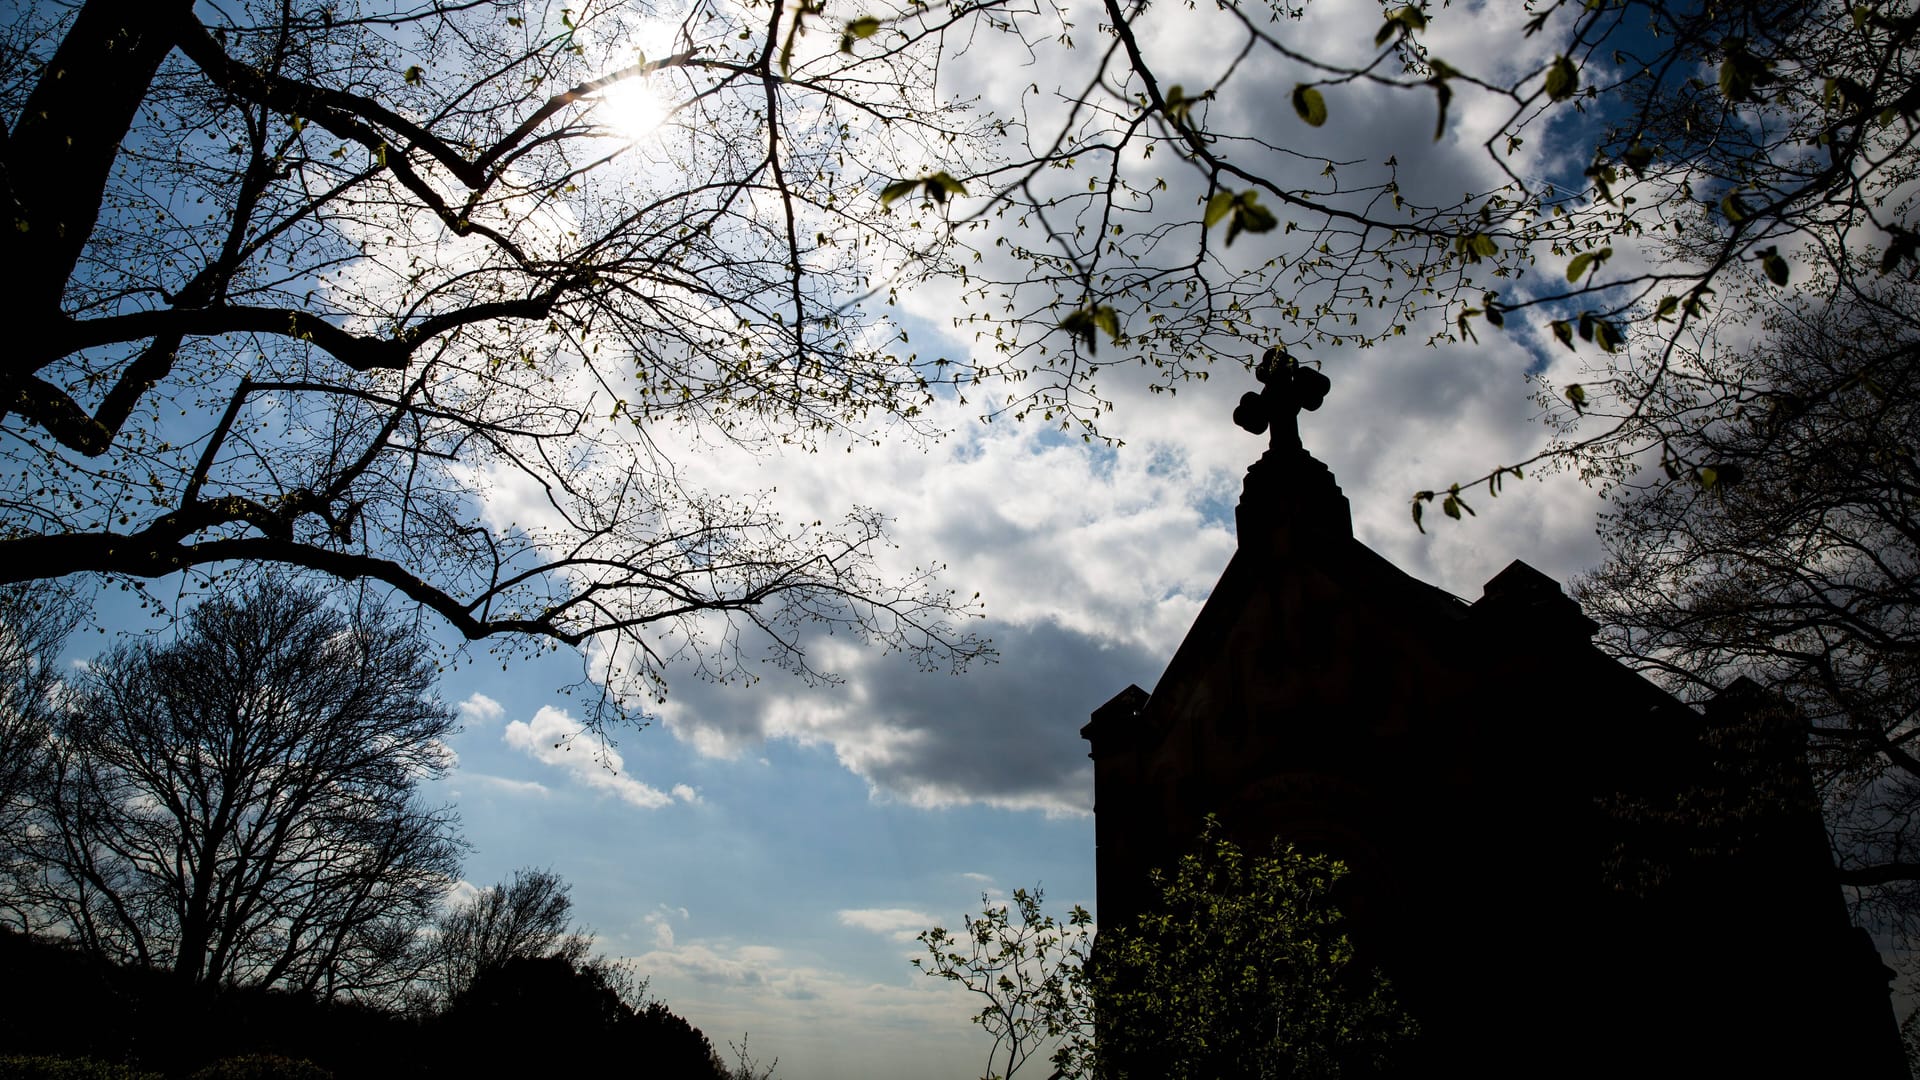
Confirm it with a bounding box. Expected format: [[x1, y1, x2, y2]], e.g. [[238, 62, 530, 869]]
[[1231, 347, 1330, 451]]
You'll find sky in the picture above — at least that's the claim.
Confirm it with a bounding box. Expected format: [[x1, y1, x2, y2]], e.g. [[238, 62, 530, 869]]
[[54, 0, 1640, 1076]]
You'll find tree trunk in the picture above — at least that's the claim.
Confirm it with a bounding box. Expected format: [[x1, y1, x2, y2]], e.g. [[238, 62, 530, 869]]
[[5, 0, 191, 323]]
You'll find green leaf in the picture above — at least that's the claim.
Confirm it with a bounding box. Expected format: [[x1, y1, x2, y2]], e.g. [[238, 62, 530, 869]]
[[1759, 247, 1789, 286], [1544, 56, 1578, 101], [1059, 305, 1121, 353], [1565, 246, 1610, 283], [1203, 192, 1235, 229], [879, 179, 918, 207], [1717, 46, 1772, 103], [1292, 85, 1328, 127], [1442, 495, 1461, 520], [1226, 192, 1278, 246], [1551, 320, 1574, 350], [925, 171, 967, 203], [1430, 79, 1451, 141], [840, 15, 882, 52], [1880, 227, 1919, 275], [1470, 234, 1497, 259], [1655, 295, 1680, 320], [1718, 193, 1748, 221], [403, 65, 424, 85], [1564, 383, 1587, 413], [1375, 5, 1427, 46], [1697, 465, 1720, 489], [1592, 319, 1624, 352], [1622, 142, 1653, 178]]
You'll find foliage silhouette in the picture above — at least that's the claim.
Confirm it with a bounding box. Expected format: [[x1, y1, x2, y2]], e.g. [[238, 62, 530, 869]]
[[442, 955, 728, 1080], [426, 867, 595, 1005], [1576, 277, 1920, 945], [187, 1056, 332, 1080], [0, 583, 85, 932], [916, 819, 1411, 1079]]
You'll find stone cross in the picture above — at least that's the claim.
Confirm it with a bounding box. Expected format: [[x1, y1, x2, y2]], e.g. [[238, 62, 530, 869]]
[[1232, 347, 1330, 451]]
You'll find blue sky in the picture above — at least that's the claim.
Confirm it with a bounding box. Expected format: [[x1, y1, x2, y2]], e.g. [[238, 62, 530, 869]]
[[39, 0, 1650, 1074]]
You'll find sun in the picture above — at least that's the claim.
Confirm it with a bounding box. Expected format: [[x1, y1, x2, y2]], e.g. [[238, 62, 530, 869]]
[[597, 75, 671, 141]]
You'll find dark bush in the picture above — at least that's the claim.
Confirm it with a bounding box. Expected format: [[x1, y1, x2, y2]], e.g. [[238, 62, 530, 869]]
[[187, 1056, 333, 1080], [440, 957, 726, 1079], [0, 1057, 164, 1080]]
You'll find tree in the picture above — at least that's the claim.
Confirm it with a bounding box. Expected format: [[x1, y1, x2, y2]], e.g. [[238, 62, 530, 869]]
[[915, 821, 1412, 1080], [5, 577, 463, 1001], [1, 0, 992, 719], [11, 0, 1916, 683], [0, 582, 85, 932], [915, 887, 1096, 1080], [440, 954, 729, 1080], [1574, 278, 1920, 943], [921, 0, 1920, 505], [426, 867, 596, 1004]]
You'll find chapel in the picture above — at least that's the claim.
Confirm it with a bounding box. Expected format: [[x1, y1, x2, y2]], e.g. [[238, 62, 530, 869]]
[[1080, 352, 1906, 1075]]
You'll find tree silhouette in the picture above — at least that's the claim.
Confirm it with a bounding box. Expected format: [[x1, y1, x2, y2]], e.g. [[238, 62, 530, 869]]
[[2, 0, 991, 720], [0, 584, 85, 933], [426, 867, 595, 1004], [1577, 277, 1920, 946], [915, 821, 1411, 1080], [5, 577, 462, 1000], [442, 954, 727, 1079]]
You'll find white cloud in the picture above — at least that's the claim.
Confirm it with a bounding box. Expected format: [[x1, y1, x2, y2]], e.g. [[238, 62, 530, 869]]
[[454, 772, 552, 799], [443, 879, 481, 910], [410, 0, 1615, 826], [836, 908, 938, 943], [502, 705, 679, 810], [622, 935, 988, 1080], [458, 692, 505, 724]]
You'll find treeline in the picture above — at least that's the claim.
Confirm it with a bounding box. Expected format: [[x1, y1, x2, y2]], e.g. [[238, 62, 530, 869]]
[[0, 580, 776, 1080], [0, 927, 742, 1079]]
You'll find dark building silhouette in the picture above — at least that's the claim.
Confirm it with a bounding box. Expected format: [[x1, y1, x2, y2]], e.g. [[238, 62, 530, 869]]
[[1082, 354, 1906, 1075]]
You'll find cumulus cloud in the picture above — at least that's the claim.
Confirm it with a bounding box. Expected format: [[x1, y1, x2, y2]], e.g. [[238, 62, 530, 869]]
[[837, 908, 939, 943], [644, 904, 689, 949], [425, 0, 1611, 829], [458, 692, 505, 724], [650, 616, 1160, 816], [502, 705, 683, 810]]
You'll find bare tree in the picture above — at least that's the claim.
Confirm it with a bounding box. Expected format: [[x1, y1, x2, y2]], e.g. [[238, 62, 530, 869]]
[[0, 582, 86, 932], [1, 0, 992, 719], [1575, 277, 1920, 943], [428, 867, 597, 1003], [9, 577, 464, 1001]]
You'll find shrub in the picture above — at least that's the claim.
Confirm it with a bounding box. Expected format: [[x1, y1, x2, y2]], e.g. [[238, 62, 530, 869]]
[[187, 1055, 333, 1080], [0, 1057, 164, 1080]]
